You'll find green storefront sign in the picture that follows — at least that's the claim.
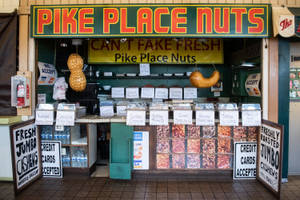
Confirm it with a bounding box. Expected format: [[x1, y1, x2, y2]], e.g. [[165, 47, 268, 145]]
[[31, 4, 271, 38]]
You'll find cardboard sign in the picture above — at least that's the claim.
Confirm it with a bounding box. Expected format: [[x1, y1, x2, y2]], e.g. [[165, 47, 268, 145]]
[[41, 141, 63, 178], [126, 110, 146, 126], [184, 87, 197, 99], [133, 131, 149, 170], [10, 120, 42, 194], [169, 88, 183, 99], [141, 87, 154, 99], [35, 110, 54, 125], [111, 87, 125, 98], [196, 110, 215, 126], [174, 110, 192, 125], [219, 110, 239, 126], [233, 142, 257, 179], [126, 88, 139, 99], [257, 120, 283, 198], [56, 110, 75, 126], [155, 88, 168, 99], [242, 110, 261, 126], [149, 110, 169, 125]]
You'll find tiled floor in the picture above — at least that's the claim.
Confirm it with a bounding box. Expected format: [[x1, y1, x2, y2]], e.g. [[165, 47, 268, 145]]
[[0, 175, 300, 200]]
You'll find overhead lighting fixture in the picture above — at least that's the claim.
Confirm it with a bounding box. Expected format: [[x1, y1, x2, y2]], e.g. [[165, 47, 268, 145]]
[[240, 62, 256, 67], [105, 39, 110, 44]]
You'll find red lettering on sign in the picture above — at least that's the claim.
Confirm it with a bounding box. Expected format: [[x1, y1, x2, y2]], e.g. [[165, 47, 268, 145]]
[[248, 8, 264, 33], [171, 8, 187, 33], [280, 18, 292, 31], [231, 8, 247, 33], [137, 8, 153, 33], [78, 8, 94, 33], [197, 8, 212, 33], [154, 8, 169, 33], [62, 8, 78, 34], [37, 9, 52, 34], [214, 8, 229, 33], [53, 9, 60, 34], [120, 8, 135, 33], [103, 8, 119, 34]]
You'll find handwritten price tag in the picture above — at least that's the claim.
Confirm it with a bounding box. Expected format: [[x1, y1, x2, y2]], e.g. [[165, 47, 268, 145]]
[[174, 110, 192, 125], [126, 110, 146, 126], [219, 110, 239, 126], [196, 110, 215, 126], [149, 110, 169, 125], [56, 110, 75, 126], [242, 111, 261, 126], [35, 110, 54, 125]]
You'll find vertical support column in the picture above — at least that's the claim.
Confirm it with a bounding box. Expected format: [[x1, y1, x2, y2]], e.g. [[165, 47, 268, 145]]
[[268, 38, 279, 123], [262, 39, 269, 120]]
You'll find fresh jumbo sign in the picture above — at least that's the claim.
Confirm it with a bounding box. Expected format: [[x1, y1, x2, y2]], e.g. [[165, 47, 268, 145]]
[[257, 120, 283, 198], [10, 120, 42, 193], [31, 4, 271, 38]]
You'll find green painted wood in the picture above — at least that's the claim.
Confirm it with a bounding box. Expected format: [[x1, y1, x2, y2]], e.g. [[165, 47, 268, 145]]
[[278, 38, 290, 179], [110, 123, 133, 180]]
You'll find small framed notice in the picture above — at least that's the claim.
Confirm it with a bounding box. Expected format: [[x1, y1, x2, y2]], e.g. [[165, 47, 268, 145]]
[[174, 110, 192, 125], [184, 88, 197, 99], [155, 88, 168, 99], [35, 110, 54, 125], [141, 87, 154, 99], [242, 111, 261, 126], [126, 110, 146, 126], [56, 110, 75, 126], [196, 110, 215, 126], [126, 88, 139, 99], [112, 87, 125, 98], [219, 110, 239, 126], [149, 110, 169, 125], [169, 88, 182, 99]]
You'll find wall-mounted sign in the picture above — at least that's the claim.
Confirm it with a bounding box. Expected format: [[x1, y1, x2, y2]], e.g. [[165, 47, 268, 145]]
[[233, 142, 257, 179], [133, 131, 149, 170], [89, 38, 223, 64], [31, 4, 271, 38], [41, 141, 63, 178], [257, 120, 283, 198], [278, 15, 295, 38], [10, 120, 42, 194]]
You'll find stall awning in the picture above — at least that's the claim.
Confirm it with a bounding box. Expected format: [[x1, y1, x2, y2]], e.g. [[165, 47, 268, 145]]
[[273, 6, 300, 38]]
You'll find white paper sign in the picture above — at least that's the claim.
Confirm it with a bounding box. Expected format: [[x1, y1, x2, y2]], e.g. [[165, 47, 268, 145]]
[[56, 111, 75, 126], [174, 110, 192, 125], [38, 93, 46, 104], [184, 88, 197, 99], [117, 106, 127, 116], [149, 110, 169, 125], [133, 131, 149, 170], [35, 110, 54, 125], [219, 110, 239, 126], [139, 63, 150, 76], [169, 88, 182, 99], [12, 122, 41, 190], [126, 110, 146, 126], [41, 141, 63, 178], [126, 88, 139, 99], [233, 142, 257, 179], [141, 88, 154, 99], [196, 110, 215, 126], [100, 106, 114, 117], [112, 87, 125, 98], [155, 88, 168, 99], [242, 111, 261, 126]]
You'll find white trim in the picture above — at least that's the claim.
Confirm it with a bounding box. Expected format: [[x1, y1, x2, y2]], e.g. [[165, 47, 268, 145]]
[[262, 38, 269, 120]]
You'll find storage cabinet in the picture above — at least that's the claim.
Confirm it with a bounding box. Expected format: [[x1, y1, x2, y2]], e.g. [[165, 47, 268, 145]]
[[39, 123, 97, 174]]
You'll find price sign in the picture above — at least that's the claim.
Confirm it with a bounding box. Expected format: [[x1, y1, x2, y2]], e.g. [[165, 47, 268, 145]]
[[184, 88, 197, 99], [126, 110, 146, 126], [56, 110, 75, 126], [126, 88, 139, 99], [155, 88, 168, 99], [112, 87, 125, 98], [233, 142, 257, 179], [169, 88, 182, 99], [35, 110, 54, 125], [219, 110, 239, 126], [141, 87, 154, 99], [37, 93, 46, 104], [139, 63, 150, 76], [174, 110, 192, 125], [100, 106, 114, 117], [117, 106, 127, 116], [149, 110, 169, 125], [242, 111, 261, 126], [196, 110, 215, 126]]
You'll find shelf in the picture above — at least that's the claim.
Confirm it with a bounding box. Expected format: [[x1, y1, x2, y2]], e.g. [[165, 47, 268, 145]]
[[88, 76, 190, 81]]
